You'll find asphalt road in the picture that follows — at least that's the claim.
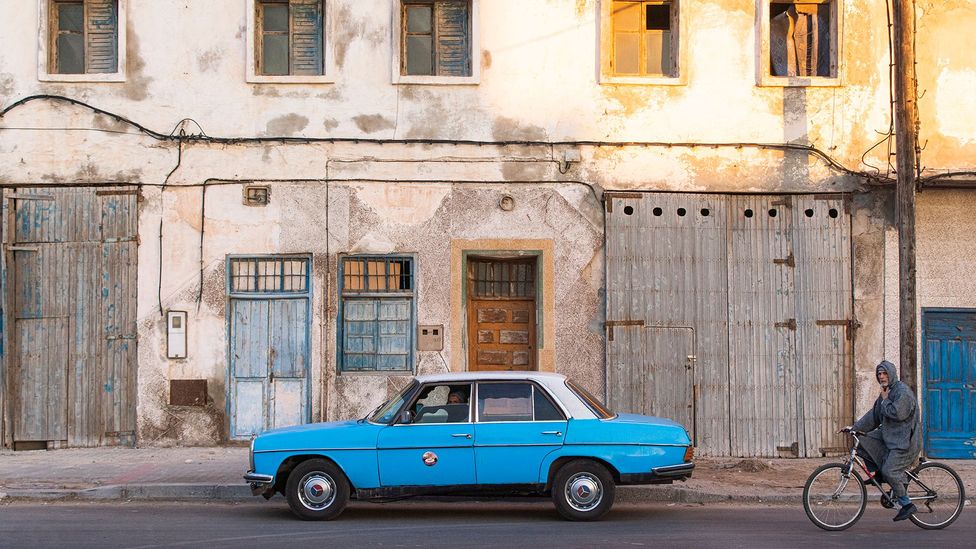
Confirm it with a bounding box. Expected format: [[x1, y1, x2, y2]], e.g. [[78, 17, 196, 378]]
[[0, 500, 971, 548]]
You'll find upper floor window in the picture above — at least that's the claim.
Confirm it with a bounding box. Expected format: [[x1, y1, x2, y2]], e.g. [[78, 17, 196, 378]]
[[758, 0, 842, 86], [393, 0, 480, 84], [611, 1, 675, 77], [247, 0, 332, 83], [600, 0, 684, 85], [40, 0, 125, 82]]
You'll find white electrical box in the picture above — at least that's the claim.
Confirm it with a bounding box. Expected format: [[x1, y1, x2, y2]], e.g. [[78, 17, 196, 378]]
[[167, 311, 187, 359]]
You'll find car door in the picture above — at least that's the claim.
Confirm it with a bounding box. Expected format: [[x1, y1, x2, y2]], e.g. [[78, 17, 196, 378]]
[[376, 383, 476, 487], [473, 381, 568, 485]]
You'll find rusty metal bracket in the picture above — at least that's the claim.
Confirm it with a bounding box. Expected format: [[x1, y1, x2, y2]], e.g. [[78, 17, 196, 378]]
[[776, 442, 800, 456], [773, 253, 795, 267], [816, 318, 861, 340], [775, 319, 797, 330], [8, 193, 54, 201], [604, 192, 643, 213], [771, 196, 793, 208], [604, 319, 644, 342]]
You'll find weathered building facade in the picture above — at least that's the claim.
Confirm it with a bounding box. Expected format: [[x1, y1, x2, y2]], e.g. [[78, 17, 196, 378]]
[[0, 1, 973, 457]]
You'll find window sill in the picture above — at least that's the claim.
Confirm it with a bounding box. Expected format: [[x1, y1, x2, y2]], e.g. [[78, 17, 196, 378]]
[[393, 74, 480, 86], [38, 72, 126, 83], [339, 370, 415, 376], [247, 74, 335, 84], [600, 74, 686, 86], [757, 75, 843, 88]]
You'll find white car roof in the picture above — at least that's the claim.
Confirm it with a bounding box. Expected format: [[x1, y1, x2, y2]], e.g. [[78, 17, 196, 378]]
[[415, 371, 566, 384], [412, 371, 598, 420]]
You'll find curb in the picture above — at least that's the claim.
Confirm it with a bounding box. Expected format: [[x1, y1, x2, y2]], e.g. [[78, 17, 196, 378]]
[[0, 483, 800, 505]]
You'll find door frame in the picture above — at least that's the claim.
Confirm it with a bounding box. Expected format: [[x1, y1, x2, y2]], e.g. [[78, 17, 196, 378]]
[[464, 253, 540, 371], [225, 254, 312, 439]]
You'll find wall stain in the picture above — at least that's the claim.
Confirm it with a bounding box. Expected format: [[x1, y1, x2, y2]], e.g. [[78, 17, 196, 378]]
[[353, 114, 395, 134], [197, 48, 223, 73], [263, 114, 309, 136], [332, 3, 360, 70], [0, 73, 13, 97], [492, 116, 548, 141], [323, 118, 339, 131], [92, 113, 130, 133], [123, 22, 153, 101], [481, 50, 492, 70]]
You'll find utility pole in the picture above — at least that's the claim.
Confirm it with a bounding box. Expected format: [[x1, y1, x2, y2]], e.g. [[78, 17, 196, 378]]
[[892, 0, 919, 389]]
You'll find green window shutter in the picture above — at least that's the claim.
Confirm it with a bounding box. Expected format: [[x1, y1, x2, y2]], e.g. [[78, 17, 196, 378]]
[[289, 0, 324, 75], [85, 0, 118, 73], [435, 0, 470, 76]]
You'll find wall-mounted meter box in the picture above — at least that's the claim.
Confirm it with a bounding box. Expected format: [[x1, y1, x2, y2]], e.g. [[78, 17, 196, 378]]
[[167, 310, 188, 359], [418, 325, 444, 351]]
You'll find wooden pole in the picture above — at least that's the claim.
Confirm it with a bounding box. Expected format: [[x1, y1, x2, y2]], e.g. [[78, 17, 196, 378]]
[[892, 0, 919, 389]]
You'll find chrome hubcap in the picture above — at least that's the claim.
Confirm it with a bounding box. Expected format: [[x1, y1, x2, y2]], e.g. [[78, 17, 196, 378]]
[[565, 472, 603, 512], [299, 472, 336, 511]]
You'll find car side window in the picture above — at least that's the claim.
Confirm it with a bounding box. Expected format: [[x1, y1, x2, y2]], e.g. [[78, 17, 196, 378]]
[[410, 383, 471, 424], [533, 388, 565, 421]]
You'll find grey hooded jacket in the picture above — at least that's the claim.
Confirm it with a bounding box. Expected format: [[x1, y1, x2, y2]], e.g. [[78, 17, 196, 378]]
[[852, 360, 921, 452]]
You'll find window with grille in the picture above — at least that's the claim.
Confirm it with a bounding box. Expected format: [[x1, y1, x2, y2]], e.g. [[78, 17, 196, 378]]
[[468, 258, 536, 299], [229, 257, 309, 294], [340, 256, 415, 372], [48, 0, 119, 75]]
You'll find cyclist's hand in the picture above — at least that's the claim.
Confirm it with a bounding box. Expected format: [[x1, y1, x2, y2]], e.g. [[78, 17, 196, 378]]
[[838, 426, 853, 434]]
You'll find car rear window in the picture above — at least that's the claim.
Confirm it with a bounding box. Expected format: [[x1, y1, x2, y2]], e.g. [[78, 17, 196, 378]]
[[566, 380, 615, 419]]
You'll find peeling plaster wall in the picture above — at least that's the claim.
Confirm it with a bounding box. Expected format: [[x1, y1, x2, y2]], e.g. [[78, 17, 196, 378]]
[[1, 1, 974, 446]]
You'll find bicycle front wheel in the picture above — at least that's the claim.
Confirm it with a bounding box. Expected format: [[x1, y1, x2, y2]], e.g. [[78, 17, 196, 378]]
[[803, 463, 867, 531], [908, 462, 966, 530]]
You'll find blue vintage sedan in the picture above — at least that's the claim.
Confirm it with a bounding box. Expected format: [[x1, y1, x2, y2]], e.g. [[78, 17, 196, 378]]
[[244, 371, 694, 521]]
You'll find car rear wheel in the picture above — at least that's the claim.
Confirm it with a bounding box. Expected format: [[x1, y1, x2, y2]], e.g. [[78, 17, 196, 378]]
[[552, 459, 615, 521], [285, 459, 350, 521]]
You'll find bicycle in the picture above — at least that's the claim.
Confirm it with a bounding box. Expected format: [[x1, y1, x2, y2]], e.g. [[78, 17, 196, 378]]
[[803, 429, 966, 531]]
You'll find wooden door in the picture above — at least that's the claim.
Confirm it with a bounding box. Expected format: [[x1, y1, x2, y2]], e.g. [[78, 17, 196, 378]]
[[466, 257, 537, 371]]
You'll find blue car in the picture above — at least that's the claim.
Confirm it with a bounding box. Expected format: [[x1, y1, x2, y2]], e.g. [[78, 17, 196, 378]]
[[244, 372, 694, 521]]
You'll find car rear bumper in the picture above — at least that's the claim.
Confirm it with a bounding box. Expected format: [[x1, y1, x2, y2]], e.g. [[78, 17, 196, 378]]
[[619, 462, 695, 485]]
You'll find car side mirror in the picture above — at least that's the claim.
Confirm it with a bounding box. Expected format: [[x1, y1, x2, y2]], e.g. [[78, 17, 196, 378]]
[[398, 410, 415, 425]]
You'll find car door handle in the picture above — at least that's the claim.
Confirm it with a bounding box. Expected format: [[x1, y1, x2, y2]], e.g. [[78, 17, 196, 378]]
[[541, 431, 563, 436], [451, 433, 472, 439]]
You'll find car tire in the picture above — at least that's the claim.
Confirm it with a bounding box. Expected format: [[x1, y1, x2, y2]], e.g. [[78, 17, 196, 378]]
[[285, 459, 350, 521], [552, 459, 616, 521]]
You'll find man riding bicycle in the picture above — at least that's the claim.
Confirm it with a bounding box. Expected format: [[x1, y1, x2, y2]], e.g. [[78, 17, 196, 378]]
[[846, 360, 922, 522]]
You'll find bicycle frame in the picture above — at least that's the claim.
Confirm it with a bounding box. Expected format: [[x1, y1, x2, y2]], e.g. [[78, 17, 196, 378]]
[[842, 431, 937, 506]]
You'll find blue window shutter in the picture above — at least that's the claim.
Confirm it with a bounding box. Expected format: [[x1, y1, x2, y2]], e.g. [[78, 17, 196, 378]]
[[343, 299, 378, 371], [290, 0, 324, 75], [85, 0, 118, 73], [377, 299, 411, 371], [435, 0, 470, 76]]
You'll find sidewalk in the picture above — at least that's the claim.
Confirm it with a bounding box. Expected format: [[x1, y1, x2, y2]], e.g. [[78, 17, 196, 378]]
[[1, 446, 974, 505]]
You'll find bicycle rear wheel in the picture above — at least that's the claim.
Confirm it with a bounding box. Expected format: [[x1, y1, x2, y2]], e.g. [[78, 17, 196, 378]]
[[803, 463, 867, 531], [908, 462, 965, 529]]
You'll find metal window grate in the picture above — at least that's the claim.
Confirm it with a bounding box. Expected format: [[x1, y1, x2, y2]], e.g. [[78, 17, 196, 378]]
[[343, 257, 413, 293], [230, 257, 308, 293], [469, 259, 535, 298]]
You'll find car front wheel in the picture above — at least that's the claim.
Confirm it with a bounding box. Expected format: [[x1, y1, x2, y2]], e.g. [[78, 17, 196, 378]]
[[285, 459, 350, 521], [552, 459, 615, 521]]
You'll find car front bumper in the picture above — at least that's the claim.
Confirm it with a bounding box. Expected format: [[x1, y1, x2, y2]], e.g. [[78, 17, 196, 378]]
[[244, 470, 275, 496], [619, 462, 695, 485]]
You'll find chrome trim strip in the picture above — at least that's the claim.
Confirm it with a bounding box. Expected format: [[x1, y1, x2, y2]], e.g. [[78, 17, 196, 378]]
[[651, 463, 696, 474], [562, 442, 689, 447], [244, 472, 274, 483], [254, 447, 374, 454]]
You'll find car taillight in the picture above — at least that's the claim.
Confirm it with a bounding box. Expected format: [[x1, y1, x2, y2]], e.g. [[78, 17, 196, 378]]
[[683, 445, 695, 462]]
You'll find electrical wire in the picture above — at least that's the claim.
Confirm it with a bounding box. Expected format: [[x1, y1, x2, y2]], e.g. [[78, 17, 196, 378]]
[[1, 93, 890, 184]]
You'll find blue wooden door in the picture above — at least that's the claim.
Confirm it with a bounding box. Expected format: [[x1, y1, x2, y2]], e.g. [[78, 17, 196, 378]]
[[923, 310, 976, 458], [230, 298, 309, 438]]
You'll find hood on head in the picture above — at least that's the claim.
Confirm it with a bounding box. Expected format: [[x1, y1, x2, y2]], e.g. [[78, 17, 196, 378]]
[[876, 360, 898, 383]]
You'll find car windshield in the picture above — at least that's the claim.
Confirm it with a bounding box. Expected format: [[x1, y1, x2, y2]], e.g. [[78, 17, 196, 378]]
[[368, 381, 416, 424], [566, 379, 615, 419]]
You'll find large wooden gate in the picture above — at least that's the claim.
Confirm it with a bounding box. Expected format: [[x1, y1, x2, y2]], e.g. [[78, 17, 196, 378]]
[[5, 187, 138, 448], [606, 193, 853, 457]]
